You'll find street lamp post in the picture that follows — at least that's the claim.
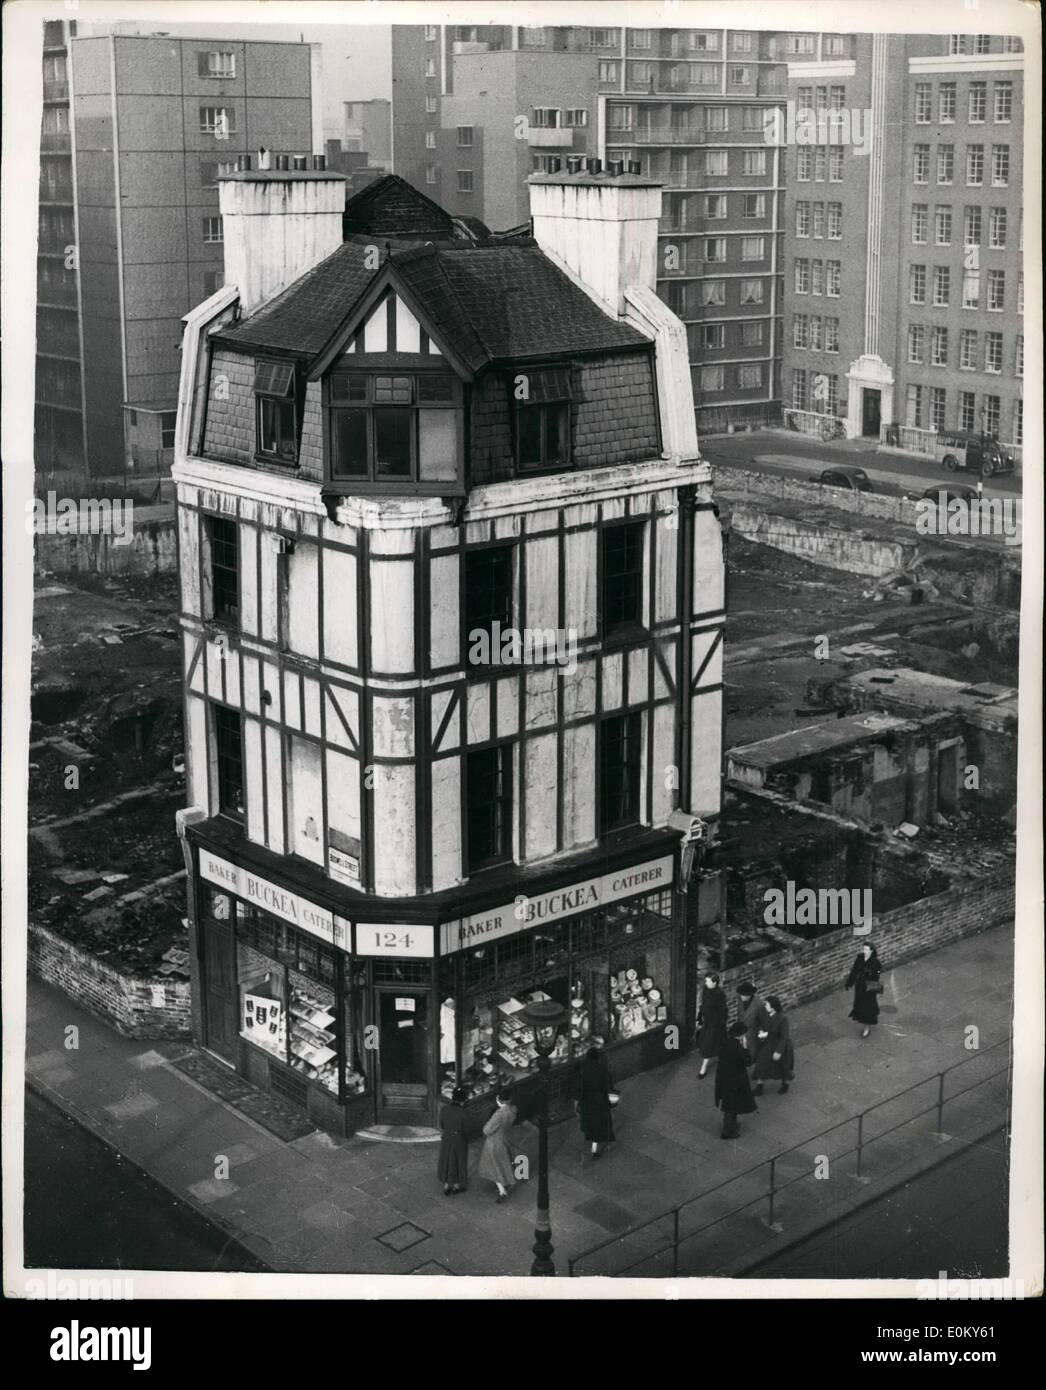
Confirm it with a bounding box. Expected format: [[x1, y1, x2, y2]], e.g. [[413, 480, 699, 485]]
[[521, 998, 567, 1277]]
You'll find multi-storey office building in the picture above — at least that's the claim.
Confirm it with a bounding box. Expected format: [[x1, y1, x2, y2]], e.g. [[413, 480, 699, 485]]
[[39, 31, 320, 482], [779, 31, 1024, 452], [37, 17, 86, 477], [172, 168, 725, 1134]]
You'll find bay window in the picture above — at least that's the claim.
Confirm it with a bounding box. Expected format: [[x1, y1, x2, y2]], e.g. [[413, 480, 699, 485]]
[[328, 370, 461, 487]]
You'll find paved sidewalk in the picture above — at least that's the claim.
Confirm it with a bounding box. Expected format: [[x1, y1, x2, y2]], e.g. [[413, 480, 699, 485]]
[[25, 925, 1013, 1277]]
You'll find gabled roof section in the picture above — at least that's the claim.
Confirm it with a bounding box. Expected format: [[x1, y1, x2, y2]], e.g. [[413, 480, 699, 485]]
[[214, 236, 650, 368], [342, 173, 458, 237]]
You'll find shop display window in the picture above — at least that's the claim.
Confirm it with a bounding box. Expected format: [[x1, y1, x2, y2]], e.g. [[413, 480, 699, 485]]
[[288, 970, 338, 1092], [238, 943, 287, 1061], [607, 930, 671, 1041]]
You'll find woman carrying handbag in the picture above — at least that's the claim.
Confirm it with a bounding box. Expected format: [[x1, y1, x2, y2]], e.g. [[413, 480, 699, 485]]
[[846, 941, 884, 1039]]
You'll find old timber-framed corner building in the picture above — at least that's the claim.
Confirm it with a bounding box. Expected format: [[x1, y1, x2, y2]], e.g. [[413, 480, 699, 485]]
[[172, 163, 725, 1134]]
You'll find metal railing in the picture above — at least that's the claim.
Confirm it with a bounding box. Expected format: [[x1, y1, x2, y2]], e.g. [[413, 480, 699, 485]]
[[783, 406, 845, 440], [881, 423, 940, 456], [568, 1038, 1011, 1277]]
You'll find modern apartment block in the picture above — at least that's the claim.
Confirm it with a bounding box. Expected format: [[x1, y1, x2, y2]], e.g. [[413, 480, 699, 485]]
[[343, 98, 391, 165], [172, 167, 724, 1134], [778, 30, 1025, 451], [37, 29, 320, 483]]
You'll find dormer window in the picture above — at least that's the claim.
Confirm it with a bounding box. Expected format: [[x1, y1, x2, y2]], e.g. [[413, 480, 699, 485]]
[[327, 370, 461, 489], [254, 359, 298, 464], [513, 367, 573, 472]]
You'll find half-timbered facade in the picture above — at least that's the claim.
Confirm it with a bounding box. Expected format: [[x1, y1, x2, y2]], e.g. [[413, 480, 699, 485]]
[[173, 168, 724, 1133]]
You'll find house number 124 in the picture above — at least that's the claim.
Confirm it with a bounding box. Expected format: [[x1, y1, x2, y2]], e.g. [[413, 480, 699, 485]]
[[372, 929, 413, 950]]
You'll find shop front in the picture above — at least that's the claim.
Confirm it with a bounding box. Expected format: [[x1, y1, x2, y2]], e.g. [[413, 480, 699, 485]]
[[190, 833, 689, 1135]]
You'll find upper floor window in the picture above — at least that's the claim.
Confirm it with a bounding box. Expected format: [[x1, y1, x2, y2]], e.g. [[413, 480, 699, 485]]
[[457, 126, 473, 147], [785, 34, 815, 55], [199, 51, 236, 79], [200, 106, 236, 136], [514, 367, 572, 473], [601, 522, 644, 634], [599, 713, 642, 834], [994, 82, 1013, 123], [328, 371, 460, 487], [425, 25, 438, 40], [161, 412, 177, 450], [465, 545, 514, 661], [466, 744, 513, 872], [202, 216, 224, 244], [254, 360, 298, 464], [457, 170, 474, 193], [206, 515, 239, 624], [214, 705, 245, 820], [565, 109, 588, 128]]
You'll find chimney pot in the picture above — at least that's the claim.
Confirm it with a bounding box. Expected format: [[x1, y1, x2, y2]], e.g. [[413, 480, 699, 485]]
[[276, 153, 290, 171], [293, 154, 308, 171], [547, 157, 562, 173], [312, 153, 327, 171], [236, 154, 252, 172], [608, 159, 624, 178], [566, 155, 583, 174], [627, 160, 643, 175], [257, 147, 271, 171], [586, 157, 602, 175]]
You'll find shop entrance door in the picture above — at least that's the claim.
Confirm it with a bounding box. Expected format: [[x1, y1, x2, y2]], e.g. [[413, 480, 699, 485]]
[[376, 990, 431, 1124], [201, 918, 238, 1065], [862, 388, 881, 437]]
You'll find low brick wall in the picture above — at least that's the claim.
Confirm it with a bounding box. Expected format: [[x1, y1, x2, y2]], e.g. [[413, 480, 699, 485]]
[[716, 868, 1014, 1016], [34, 505, 177, 577], [713, 464, 924, 524], [29, 920, 191, 1039]]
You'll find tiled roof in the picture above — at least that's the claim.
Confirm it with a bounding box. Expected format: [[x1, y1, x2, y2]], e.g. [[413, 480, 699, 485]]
[[342, 174, 457, 237], [218, 238, 649, 369]]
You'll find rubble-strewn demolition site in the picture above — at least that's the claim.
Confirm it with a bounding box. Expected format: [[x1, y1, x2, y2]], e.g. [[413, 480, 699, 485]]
[[29, 482, 1018, 1039]]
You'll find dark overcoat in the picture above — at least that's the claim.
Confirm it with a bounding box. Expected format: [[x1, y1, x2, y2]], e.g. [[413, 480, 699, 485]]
[[436, 1101, 470, 1186], [714, 1036, 758, 1115], [578, 1052, 615, 1144], [752, 1011, 795, 1081], [478, 1102, 518, 1185], [737, 993, 766, 1057], [846, 951, 883, 1024], [696, 985, 729, 1058]]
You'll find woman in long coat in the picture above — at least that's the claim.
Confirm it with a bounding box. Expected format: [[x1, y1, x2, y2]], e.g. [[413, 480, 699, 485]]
[[578, 1043, 615, 1157], [437, 1086, 470, 1196], [478, 1089, 518, 1202], [715, 1022, 758, 1139], [696, 972, 729, 1079], [846, 942, 884, 1038], [736, 981, 765, 1057], [752, 996, 795, 1095]]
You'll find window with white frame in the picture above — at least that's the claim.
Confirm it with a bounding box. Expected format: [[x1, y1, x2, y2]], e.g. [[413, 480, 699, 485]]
[[815, 86, 828, 111], [741, 236, 765, 261], [962, 270, 980, 309], [937, 145, 954, 185], [827, 204, 841, 239], [814, 147, 827, 182], [989, 207, 1007, 248], [705, 151, 728, 176], [202, 216, 223, 243], [704, 238, 727, 263], [457, 170, 474, 193], [829, 148, 843, 182], [599, 61, 619, 82], [425, 59, 437, 77], [590, 28, 620, 48], [457, 126, 474, 147], [732, 32, 752, 52], [964, 205, 981, 245], [949, 35, 966, 56], [1003, 37, 1023, 53], [930, 387, 947, 431], [939, 83, 956, 123], [1012, 400, 1022, 445], [933, 265, 950, 306], [830, 85, 846, 110], [731, 66, 751, 85], [811, 260, 824, 295], [742, 107, 765, 132], [969, 82, 986, 123], [743, 150, 767, 176], [983, 394, 999, 435], [702, 324, 725, 350], [959, 391, 976, 431], [791, 368, 808, 408], [705, 106, 729, 132], [910, 264, 926, 304], [1018, 272, 1023, 313], [825, 318, 841, 352], [822, 373, 840, 414], [609, 105, 634, 130], [425, 131, 436, 148], [426, 95, 438, 113], [912, 204, 928, 244], [932, 326, 948, 366], [935, 206, 952, 245], [786, 35, 815, 55], [906, 384, 924, 428], [702, 280, 726, 306], [914, 145, 930, 183], [960, 329, 978, 369], [741, 320, 764, 345], [991, 145, 1009, 186], [812, 204, 825, 238], [706, 194, 727, 219], [824, 36, 847, 57], [737, 362, 762, 389], [974, 35, 992, 55], [200, 51, 236, 78], [966, 145, 984, 185], [795, 259, 810, 294], [700, 365, 724, 392], [565, 109, 588, 127], [740, 278, 764, 304], [986, 269, 1005, 310], [200, 106, 235, 136], [425, 166, 437, 185], [1016, 335, 1024, 377], [914, 84, 932, 123], [796, 202, 811, 237], [794, 314, 809, 349], [742, 194, 765, 219], [531, 107, 561, 128], [797, 148, 812, 182], [826, 261, 841, 296], [630, 29, 652, 48], [908, 325, 925, 363], [690, 32, 719, 51], [797, 86, 813, 109], [984, 332, 1003, 373]]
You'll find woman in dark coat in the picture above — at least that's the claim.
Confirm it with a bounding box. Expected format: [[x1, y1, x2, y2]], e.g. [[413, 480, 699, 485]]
[[437, 1086, 470, 1195], [696, 972, 729, 1079], [578, 1042, 615, 1157], [478, 1089, 518, 1202], [736, 981, 765, 1058], [715, 1021, 758, 1139], [846, 942, 883, 1038], [752, 996, 795, 1095]]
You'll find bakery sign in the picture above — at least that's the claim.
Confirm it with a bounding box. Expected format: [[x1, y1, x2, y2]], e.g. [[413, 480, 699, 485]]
[[199, 850, 350, 950], [439, 855, 674, 955]]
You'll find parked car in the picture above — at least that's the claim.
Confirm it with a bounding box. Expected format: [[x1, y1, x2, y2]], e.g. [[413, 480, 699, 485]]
[[920, 484, 981, 506], [933, 431, 1014, 477], [818, 466, 872, 492]]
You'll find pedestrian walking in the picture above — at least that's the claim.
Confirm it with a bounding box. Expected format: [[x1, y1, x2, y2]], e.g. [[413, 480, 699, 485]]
[[751, 996, 795, 1095], [695, 972, 729, 1079], [478, 1088, 518, 1203], [715, 1021, 758, 1140], [577, 1040, 616, 1158], [846, 941, 884, 1038], [437, 1085, 470, 1196], [736, 981, 765, 1057]]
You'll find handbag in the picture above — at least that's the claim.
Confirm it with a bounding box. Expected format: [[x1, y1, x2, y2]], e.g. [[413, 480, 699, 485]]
[[864, 980, 884, 994], [608, 1092, 620, 1106]]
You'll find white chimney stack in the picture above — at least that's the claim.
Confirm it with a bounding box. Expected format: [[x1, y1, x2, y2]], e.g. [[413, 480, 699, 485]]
[[528, 170, 662, 318], [218, 168, 346, 316]]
